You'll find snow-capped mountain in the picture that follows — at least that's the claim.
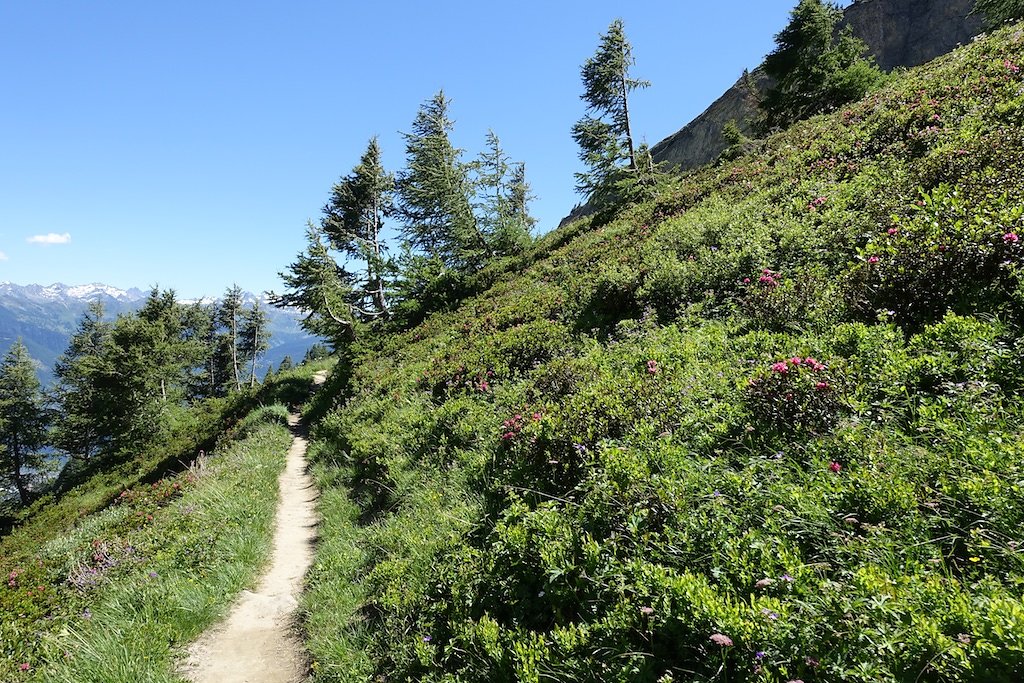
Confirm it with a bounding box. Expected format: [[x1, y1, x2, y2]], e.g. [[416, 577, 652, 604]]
[[0, 282, 320, 385], [0, 281, 147, 303]]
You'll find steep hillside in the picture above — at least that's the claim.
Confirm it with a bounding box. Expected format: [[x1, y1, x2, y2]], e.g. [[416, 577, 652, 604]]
[[648, 0, 982, 173], [303, 21, 1024, 683]]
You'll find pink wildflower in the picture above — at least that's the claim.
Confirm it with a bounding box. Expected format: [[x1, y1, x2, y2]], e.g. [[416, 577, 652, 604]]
[[829, 461, 842, 473], [646, 360, 659, 375], [709, 633, 734, 647], [804, 357, 825, 371], [868, 255, 880, 264], [887, 227, 899, 236], [743, 277, 751, 284], [770, 362, 789, 374], [532, 412, 542, 421], [815, 381, 830, 390], [639, 606, 655, 616], [789, 356, 803, 366], [20, 663, 30, 671], [1003, 232, 1019, 244]]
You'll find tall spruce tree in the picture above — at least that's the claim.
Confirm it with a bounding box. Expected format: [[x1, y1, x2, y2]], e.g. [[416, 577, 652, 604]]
[[321, 137, 394, 320], [760, 0, 883, 131], [0, 341, 49, 505], [396, 91, 489, 270], [571, 19, 649, 200]]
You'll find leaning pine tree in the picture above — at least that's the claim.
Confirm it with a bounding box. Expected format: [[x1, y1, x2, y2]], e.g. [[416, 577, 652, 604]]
[[571, 18, 650, 203]]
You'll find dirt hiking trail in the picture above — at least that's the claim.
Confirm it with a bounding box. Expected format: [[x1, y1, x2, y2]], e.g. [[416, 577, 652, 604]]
[[181, 371, 327, 683]]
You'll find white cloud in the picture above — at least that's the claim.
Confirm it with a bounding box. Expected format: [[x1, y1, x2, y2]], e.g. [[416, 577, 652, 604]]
[[27, 232, 72, 245], [0, 251, 7, 261]]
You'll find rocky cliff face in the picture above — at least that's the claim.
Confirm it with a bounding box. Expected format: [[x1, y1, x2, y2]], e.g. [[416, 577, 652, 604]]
[[649, 0, 982, 172]]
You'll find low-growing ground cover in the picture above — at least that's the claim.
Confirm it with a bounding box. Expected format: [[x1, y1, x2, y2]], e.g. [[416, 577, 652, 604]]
[[0, 361, 331, 682], [302, 21, 1024, 683]]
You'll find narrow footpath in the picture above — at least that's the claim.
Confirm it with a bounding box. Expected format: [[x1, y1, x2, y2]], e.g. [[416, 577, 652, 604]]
[[181, 372, 326, 683]]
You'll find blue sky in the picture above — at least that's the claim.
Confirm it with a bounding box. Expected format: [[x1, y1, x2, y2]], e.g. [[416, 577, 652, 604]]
[[0, 1, 843, 299]]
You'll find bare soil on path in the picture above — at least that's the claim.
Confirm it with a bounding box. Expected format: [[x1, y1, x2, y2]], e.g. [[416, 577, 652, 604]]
[[181, 372, 326, 683]]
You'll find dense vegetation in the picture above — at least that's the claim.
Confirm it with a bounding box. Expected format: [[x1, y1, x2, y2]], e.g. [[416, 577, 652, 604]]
[[299, 19, 1024, 683], [0, 286, 273, 515]]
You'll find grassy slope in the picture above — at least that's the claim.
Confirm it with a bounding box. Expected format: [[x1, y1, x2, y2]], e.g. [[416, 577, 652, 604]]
[[0, 361, 332, 682], [304, 25, 1024, 683]]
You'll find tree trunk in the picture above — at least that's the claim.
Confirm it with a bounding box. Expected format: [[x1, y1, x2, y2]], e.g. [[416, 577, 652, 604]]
[[230, 312, 240, 392], [620, 67, 636, 170], [250, 322, 259, 388]]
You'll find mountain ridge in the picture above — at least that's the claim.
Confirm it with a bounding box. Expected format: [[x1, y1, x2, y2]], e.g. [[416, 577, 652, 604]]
[[0, 281, 319, 384]]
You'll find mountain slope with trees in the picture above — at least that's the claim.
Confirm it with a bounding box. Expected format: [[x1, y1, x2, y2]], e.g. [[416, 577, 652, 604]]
[[298, 17, 1024, 683]]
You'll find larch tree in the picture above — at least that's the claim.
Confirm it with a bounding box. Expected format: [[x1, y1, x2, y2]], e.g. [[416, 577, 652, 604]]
[[396, 91, 488, 270], [216, 285, 245, 392], [974, 0, 1024, 27], [52, 301, 114, 461], [273, 221, 359, 344], [239, 301, 270, 388], [571, 18, 650, 201], [473, 131, 535, 255], [760, 0, 883, 131], [321, 136, 395, 320], [0, 340, 49, 505]]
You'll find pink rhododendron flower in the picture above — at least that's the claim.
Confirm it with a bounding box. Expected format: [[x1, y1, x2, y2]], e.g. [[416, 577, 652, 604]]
[[868, 255, 880, 264], [770, 362, 789, 374], [1004, 232, 1019, 244]]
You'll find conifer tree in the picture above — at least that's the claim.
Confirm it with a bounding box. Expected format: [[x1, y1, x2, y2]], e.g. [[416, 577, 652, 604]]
[[0, 341, 49, 505], [216, 285, 245, 392], [760, 0, 883, 131], [321, 137, 395, 319], [239, 301, 270, 388], [974, 0, 1024, 28], [473, 131, 535, 254], [571, 19, 650, 200], [396, 91, 488, 270], [52, 302, 114, 461]]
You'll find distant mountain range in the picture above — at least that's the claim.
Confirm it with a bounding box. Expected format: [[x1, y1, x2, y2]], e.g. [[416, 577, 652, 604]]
[[0, 282, 322, 385]]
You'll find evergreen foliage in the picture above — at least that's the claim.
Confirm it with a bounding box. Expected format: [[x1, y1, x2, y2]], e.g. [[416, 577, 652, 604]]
[[239, 301, 270, 388], [321, 137, 395, 320], [760, 0, 884, 131], [472, 131, 535, 255], [975, 0, 1024, 27], [396, 92, 486, 270], [0, 341, 49, 505], [51, 301, 114, 462], [571, 18, 650, 202]]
